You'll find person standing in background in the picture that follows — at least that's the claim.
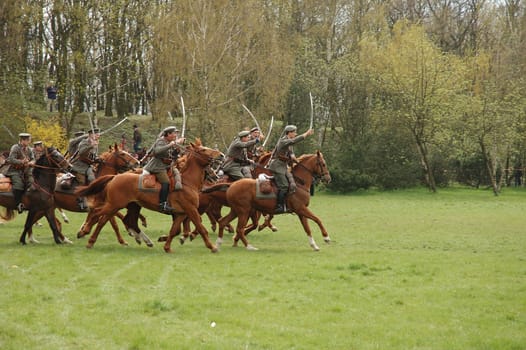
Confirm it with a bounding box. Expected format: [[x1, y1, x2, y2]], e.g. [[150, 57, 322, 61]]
[[133, 124, 142, 154], [46, 82, 57, 112]]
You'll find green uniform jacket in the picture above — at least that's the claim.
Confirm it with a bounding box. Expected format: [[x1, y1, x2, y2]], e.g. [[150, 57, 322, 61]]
[[71, 138, 97, 173], [268, 134, 305, 175], [222, 137, 259, 176], [143, 138, 182, 174], [5, 143, 35, 190]]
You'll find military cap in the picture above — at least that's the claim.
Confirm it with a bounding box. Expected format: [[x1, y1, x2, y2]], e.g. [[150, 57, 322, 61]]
[[74, 131, 85, 137], [284, 125, 297, 133], [238, 130, 250, 138], [250, 127, 259, 133], [19, 133, 31, 139], [33, 141, 43, 147], [163, 126, 179, 135], [88, 128, 101, 134]]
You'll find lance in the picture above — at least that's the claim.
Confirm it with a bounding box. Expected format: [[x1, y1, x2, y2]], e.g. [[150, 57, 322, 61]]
[[262, 115, 274, 148], [242, 104, 261, 134], [180, 96, 187, 138], [309, 92, 314, 130], [2, 124, 16, 140], [100, 117, 129, 136]]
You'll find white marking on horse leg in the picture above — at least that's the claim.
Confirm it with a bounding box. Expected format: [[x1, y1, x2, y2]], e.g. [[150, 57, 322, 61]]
[[140, 231, 154, 247], [216, 237, 223, 247], [246, 244, 259, 251], [324, 236, 331, 244], [62, 236, 73, 244], [309, 237, 320, 251], [60, 211, 70, 223], [29, 235, 40, 244]]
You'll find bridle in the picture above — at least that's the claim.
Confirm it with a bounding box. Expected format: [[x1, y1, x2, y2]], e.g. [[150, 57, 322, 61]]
[[98, 150, 139, 174], [293, 152, 329, 182], [33, 148, 70, 173]]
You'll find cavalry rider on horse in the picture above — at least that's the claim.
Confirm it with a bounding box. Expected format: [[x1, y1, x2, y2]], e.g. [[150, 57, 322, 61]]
[[222, 129, 264, 181], [70, 128, 100, 209], [66, 130, 87, 159], [268, 125, 314, 213], [143, 126, 185, 213], [4, 132, 36, 213]]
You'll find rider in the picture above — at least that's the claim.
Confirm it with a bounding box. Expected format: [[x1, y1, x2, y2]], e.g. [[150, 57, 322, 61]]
[[70, 128, 100, 210], [5, 133, 36, 213], [222, 130, 263, 181], [143, 126, 185, 213], [66, 130, 87, 160], [32, 141, 45, 161], [268, 125, 314, 213]]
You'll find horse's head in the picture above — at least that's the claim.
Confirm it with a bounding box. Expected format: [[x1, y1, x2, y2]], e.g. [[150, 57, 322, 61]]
[[99, 143, 140, 173], [297, 151, 331, 184], [187, 139, 224, 166], [40, 147, 70, 171]]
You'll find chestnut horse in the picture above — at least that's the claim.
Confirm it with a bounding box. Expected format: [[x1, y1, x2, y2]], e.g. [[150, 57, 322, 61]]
[[0, 147, 71, 244], [76, 140, 223, 252], [217, 151, 332, 251]]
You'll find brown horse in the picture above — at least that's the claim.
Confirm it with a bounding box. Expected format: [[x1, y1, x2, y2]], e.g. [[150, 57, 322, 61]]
[[27, 144, 151, 246], [217, 151, 332, 251], [0, 147, 71, 244], [76, 140, 224, 252]]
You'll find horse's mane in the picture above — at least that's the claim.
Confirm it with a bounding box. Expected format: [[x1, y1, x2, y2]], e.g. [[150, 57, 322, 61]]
[[33, 147, 57, 177]]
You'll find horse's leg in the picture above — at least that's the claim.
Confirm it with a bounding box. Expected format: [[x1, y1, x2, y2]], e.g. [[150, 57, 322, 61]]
[[42, 208, 64, 244], [216, 209, 237, 248], [123, 204, 153, 247], [233, 211, 257, 250], [77, 211, 98, 238], [184, 208, 218, 253], [258, 214, 278, 232], [163, 215, 186, 253], [108, 216, 128, 246], [86, 213, 115, 248], [295, 207, 331, 250], [58, 208, 70, 223], [139, 213, 147, 228], [27, 210, 45, 244], [19, 211, 37, 245]]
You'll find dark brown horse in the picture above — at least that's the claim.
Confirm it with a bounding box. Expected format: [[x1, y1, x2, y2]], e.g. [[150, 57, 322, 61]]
[[0, 147, 71, 244], [27, 144, 150, 246], [217, 151, 332, 251], [76, 140, 224, 252]]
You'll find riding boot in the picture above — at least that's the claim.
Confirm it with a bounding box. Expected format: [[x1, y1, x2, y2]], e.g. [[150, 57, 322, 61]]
[[77, 196, 88, 210], [159, 183, 174, 212], [174, 169, 182, 191], [14, 189, 25, 213], [275, 190, 287, 214]]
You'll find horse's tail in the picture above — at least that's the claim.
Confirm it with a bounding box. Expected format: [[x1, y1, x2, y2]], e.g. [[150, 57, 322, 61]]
[[0, 207, 15, 222], [76, 175, 115, 197]]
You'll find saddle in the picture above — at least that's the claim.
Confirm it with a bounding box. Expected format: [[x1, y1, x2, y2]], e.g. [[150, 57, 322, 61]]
[[55, 172, 81, 193], [138, 168, 177, 192], [256, 174, 276, 199], [0, 175, 12, 192]]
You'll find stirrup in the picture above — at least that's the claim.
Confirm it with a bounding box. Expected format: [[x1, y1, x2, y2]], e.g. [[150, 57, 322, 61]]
[[274, 205, 286, 214], [159, 202, 174, 213], [17, 203, 25, 214]]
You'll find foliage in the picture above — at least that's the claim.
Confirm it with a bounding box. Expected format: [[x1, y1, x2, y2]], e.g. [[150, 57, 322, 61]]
[[23, 117, 67, 151]]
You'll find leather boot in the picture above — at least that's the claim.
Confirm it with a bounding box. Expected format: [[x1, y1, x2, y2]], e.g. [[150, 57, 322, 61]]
[[159, 183, 174, 212], [77, 197, 88, 210], [174, 170, 182, 191], [285, 172, 296, 193], [274, 190, 287, 214], [14, 189, 25, 213]]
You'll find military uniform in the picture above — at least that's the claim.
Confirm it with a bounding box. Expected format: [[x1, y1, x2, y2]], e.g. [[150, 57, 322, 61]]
[[5, 133, 36, 213], [67, 131, 87, 159], [222, 130, 260, 181], [71, 129, 99, 184], [143, 126, 184, 212], [32, 141, 44, 161], [268, 125, 311, 213]]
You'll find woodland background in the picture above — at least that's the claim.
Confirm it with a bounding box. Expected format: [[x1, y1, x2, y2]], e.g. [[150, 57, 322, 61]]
[[0, 0, 525, 194]]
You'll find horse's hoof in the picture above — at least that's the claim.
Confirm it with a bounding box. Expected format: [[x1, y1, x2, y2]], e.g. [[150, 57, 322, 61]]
[[324, 237, 331, 244], [77, 232, 85, 239], [62, 237, 73, 244], [271, 226, 278, 232], [86, 243, 94, 249], [211, 246, 219, 253], [120, 241, 129, 246], [179, 238, 185, 245], [164, 247, 173, 253], [246, 244, 259, 251], [158, 235, 168, 242]]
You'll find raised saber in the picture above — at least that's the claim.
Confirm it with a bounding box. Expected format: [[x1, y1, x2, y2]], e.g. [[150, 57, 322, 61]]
[[242, 104, 261, 134], [100, 117, 128, 136], [262, 115, 274, 148], [309, 92, 314, 130], [180, 96, 186, 138]]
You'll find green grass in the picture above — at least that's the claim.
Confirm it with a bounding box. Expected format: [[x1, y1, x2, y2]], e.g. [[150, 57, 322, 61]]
[[0, 187, 525, 349]]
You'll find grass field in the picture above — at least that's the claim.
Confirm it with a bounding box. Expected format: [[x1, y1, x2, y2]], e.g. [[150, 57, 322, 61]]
[[0, 187, 525, 349]]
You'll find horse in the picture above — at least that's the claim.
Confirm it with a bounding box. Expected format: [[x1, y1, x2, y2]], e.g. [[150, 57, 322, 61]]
[[217, 151, 332, 251], [76, 139, 224, 252], [0, 147, 71, 244], [27, 144, 151, 247]]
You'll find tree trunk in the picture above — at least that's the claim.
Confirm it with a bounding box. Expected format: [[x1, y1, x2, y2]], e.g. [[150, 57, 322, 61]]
[[414, 134, 436, 192], [479, 140, 499, 196]]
